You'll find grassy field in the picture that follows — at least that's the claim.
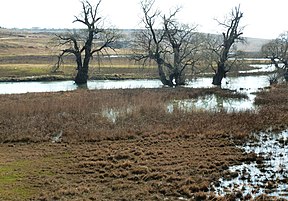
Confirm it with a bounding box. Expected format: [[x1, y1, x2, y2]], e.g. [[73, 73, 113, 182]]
[[0, 28, 271, 81], [0, 28, 160, 81]]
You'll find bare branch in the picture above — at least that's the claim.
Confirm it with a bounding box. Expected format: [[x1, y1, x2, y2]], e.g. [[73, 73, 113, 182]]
[[211, 5, 245, 85], [54, 0, 119, 85], [135, 0, 202, 86]]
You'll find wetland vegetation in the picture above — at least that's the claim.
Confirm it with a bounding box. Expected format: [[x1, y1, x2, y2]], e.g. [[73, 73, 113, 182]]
[[0, 16, 287, 201], [0, 84, 288, 200]]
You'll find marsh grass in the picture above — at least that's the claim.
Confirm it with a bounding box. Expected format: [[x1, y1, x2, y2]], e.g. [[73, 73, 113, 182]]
[[0, 87, 278, 143]]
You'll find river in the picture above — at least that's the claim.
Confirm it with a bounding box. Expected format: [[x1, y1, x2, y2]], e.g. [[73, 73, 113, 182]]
[[0, 75, 269, 95]]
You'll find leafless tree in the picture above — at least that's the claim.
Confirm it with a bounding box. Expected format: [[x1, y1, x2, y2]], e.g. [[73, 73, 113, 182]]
[[55, 0, 118, 85], [261, 32, 288, 82], [210, 5, 244, 86], [134, 0, 202, 87]]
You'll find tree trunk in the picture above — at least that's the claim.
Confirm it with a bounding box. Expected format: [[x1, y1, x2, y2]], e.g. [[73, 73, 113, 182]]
[[284, 70, 288, 81], [75, 32, 92, 85], [157, 58, 174, 86], [175, 72, 185, 86], [75, 67, 88, 85], [212, 63, 226, 86], [158, 66, 173, 86], [169, 71, 185, 86]]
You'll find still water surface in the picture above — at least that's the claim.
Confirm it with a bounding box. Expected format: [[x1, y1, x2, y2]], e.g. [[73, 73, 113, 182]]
[[0, 63, 274, 94], [0, 79, 161, 94], [0, 75, 269, 94]]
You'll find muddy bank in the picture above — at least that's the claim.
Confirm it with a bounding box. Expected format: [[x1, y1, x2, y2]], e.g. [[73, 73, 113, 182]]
[[0, 75, 71, 82]]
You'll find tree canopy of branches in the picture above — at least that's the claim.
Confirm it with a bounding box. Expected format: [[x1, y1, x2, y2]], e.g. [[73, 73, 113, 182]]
[[55, 0, 117, 85], [134, 0, 202, 87], [210, 5, 244, 86], [262, 32, 288, 81]]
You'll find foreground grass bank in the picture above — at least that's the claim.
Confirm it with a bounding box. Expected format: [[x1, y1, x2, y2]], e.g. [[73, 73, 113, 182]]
[[0, 87, 287, 200]]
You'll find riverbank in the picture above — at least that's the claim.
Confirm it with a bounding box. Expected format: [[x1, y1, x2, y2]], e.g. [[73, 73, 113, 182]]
[[0, 85, 287, 200], [0, 70, 275, 83]]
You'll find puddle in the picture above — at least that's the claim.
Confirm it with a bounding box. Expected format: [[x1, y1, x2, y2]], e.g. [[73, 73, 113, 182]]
[[167, 94, 255, 113], [168, 75, 270, 113], [102, 107, 133, 123], [211, 130, 288, 199]]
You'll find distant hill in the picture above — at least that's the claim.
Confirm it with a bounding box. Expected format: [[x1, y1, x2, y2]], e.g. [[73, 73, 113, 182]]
[[119, 29, 271, 53], [0, 28, 271, 53], [236, 37, 271, 52]]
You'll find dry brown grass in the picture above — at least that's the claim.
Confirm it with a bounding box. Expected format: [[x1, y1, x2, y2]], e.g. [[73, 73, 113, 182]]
[[0, 84, 287, 200], [0, 87, 254, 143]]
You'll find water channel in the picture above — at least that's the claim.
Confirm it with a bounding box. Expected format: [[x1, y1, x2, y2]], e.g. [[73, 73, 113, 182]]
[[0, 75, 269, 93], [0, 79, 162, 94], [0, 75, 268, 113]]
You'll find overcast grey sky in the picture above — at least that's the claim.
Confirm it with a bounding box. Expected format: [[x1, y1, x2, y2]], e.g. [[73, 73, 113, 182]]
[[0, 0, 287, 39]]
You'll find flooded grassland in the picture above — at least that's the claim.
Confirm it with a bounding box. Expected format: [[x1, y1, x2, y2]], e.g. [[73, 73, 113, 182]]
[[0, 84, 287, 200]]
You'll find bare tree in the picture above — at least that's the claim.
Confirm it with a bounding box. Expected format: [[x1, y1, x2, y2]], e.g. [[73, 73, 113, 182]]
[[211, 5, 244, 86], [55, 0, 117, 85], [261, 32, 288, 82], [134, 0, 201, 87]]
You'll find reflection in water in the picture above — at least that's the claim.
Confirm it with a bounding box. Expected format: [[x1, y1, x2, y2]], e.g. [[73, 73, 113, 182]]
[[212, 130, 288, 199], [88, 79, 163, 90], [167, 94, 255, 113], [168, 75, 270, 113], [221, 75, 269, 92]]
